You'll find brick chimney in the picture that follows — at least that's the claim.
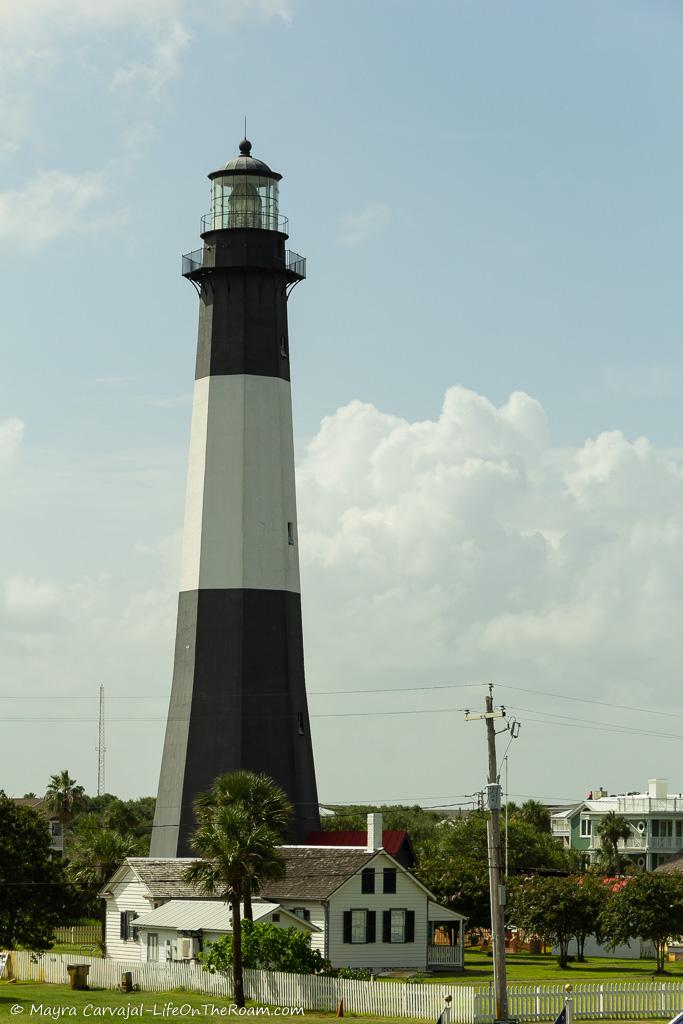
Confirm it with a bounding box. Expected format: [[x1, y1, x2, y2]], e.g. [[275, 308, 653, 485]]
[[367, 812, 383, 852]]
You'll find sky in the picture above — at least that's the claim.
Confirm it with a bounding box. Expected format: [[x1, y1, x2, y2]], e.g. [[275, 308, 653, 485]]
[[2, 0, 683, 809]]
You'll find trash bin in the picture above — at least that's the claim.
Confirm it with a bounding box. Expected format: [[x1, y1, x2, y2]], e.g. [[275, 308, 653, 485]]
[[66, 965, 90, 991]]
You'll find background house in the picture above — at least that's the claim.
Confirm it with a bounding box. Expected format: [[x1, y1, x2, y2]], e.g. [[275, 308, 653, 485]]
[[306, 827, 416, 868], [12, 797, 64, 858], [550, 779, 683, 870]]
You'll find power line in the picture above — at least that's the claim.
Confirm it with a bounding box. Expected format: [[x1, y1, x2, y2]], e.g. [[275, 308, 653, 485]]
[[1, 680, 681, 725]]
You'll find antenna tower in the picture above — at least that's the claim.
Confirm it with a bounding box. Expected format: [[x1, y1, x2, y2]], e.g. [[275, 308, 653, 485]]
[[97, 684, 106, 796]]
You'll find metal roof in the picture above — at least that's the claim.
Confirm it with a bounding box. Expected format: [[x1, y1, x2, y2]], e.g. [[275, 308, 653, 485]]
[[428, 900, 467, 922], [209, 139, 282, 182], [306, 830, 410, 857], [133, 900, 316, 932]]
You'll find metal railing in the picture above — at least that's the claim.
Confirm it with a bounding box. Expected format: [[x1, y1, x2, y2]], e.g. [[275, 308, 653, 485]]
[[615, 796, 683, 813], [551, 820, 571, 836], [181, 248, 305, 279], [285, 250, 306, 278], [182, 249, 204, 275], [201, 211, 289, 234]]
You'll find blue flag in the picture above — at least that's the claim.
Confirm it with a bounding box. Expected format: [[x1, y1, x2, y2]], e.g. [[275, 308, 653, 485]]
[[554, 1008, 567, 1024], [666, 1014, 683, 1024]]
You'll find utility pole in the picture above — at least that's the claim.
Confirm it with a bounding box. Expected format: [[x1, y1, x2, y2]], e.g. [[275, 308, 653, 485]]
[[97, 684, 106, 797], [465, 685, 509, 1022]]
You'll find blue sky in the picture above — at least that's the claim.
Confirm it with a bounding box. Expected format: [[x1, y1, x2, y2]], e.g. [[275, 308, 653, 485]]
[[2, 0, 683, 807]]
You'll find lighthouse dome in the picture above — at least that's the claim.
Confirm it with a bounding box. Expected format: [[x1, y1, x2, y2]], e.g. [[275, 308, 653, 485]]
[[210, 138, 282, 182]]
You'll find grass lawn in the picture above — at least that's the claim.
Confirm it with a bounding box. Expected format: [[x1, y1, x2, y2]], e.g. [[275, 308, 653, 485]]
[[48, 946, 102, 959], [0, 982, 418, 1024], [0, 981, 672, 1024], [422, 949, 683, 985]]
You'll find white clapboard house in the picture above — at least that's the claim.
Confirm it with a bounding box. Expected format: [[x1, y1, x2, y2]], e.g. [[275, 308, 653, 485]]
[[99, 814, 465, 972]]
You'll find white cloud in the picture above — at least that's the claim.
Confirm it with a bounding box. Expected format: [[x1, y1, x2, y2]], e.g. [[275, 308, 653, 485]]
[[0, 417, 24, 462], [0, 1, 182, 37], [111, 20, 191, 99], [340, 203, 392, 246], [0, 170, 123, 248], [0, 0, 293, 36], [5, 383, 683, 802], [296, 384, 683, 796]]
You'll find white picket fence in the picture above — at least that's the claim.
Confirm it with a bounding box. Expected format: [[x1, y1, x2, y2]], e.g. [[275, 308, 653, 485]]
[[474, 981, 683, 1021], [7, 952, 470, 1021], [8, 951, 683, 1022]]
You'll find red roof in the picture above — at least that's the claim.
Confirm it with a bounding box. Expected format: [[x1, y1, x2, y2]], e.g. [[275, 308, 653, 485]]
[[306, 830, 409, 857]]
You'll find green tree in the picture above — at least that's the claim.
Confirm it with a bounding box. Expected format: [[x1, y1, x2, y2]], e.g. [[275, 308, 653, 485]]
[[45, 771, 85, 854], [101, 797, 156, 847], [417, 811, 570, 927], [193, 771, 291, 920], [320, 804, 444, 849], [596, 812, 632, 874], [572, 874, 609, 961], [510, 800, 551, 834], [0, 793, 74, 949], [200, 920, 330, 974], [183, 802, 285, 1007], [509, 875, 592, 969], [601, 872, 683, 972]]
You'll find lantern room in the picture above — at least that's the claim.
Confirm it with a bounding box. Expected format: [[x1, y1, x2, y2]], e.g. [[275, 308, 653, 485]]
[[207, 138, 283, 232]]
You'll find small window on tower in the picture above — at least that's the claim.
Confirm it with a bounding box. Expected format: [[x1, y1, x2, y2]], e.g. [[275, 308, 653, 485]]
[[288, 522, 295, 545], [297, 712, 305, 736], [280, 334, 288, 357]]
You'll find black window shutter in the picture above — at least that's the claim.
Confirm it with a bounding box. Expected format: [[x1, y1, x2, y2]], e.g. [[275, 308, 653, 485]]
[[343, 911, 352, 944], [382, 910, 391, 943], [361, 868, 375, 894], [120, 912, 127, 940], [405, 910, 415, 943], [304, 909, 310, 921], [367, 910, 376, 943], [383, 868, 397, 894]]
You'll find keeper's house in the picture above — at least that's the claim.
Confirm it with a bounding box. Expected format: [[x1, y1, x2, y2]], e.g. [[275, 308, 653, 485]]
[[99, 814, 465, 972]]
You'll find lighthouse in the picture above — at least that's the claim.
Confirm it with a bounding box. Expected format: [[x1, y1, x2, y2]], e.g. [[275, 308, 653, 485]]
[[150, 139, 320, 857]]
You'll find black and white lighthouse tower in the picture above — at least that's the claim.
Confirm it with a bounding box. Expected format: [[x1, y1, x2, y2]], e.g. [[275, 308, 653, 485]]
[[150, 139, 320, 857]]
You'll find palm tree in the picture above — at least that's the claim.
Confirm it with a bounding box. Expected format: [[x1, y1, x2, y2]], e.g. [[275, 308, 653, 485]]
[[45, 770, 85, 855], [597, 811, 632, 874], [193, 771, 292, 920], [68, 820, 143, 887], [68, 819, 143, 950], [183, 805, 285, 1007]]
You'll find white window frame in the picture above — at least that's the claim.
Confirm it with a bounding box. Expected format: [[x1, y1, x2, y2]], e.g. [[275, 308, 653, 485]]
[[351, 909, 367, 944], [147, 933, 158, 962], [580, 817, 592, 837], [390, 909, 406, 943]]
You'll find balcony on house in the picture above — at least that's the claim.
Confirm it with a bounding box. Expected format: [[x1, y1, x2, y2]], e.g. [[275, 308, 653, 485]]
[[551, 818, 571, 838]]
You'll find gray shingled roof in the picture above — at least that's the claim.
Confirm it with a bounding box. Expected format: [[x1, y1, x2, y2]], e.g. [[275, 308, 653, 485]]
[[128, 858, 213, 899], [260, 847, 375, 900], [114, 849, 375, 902]]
